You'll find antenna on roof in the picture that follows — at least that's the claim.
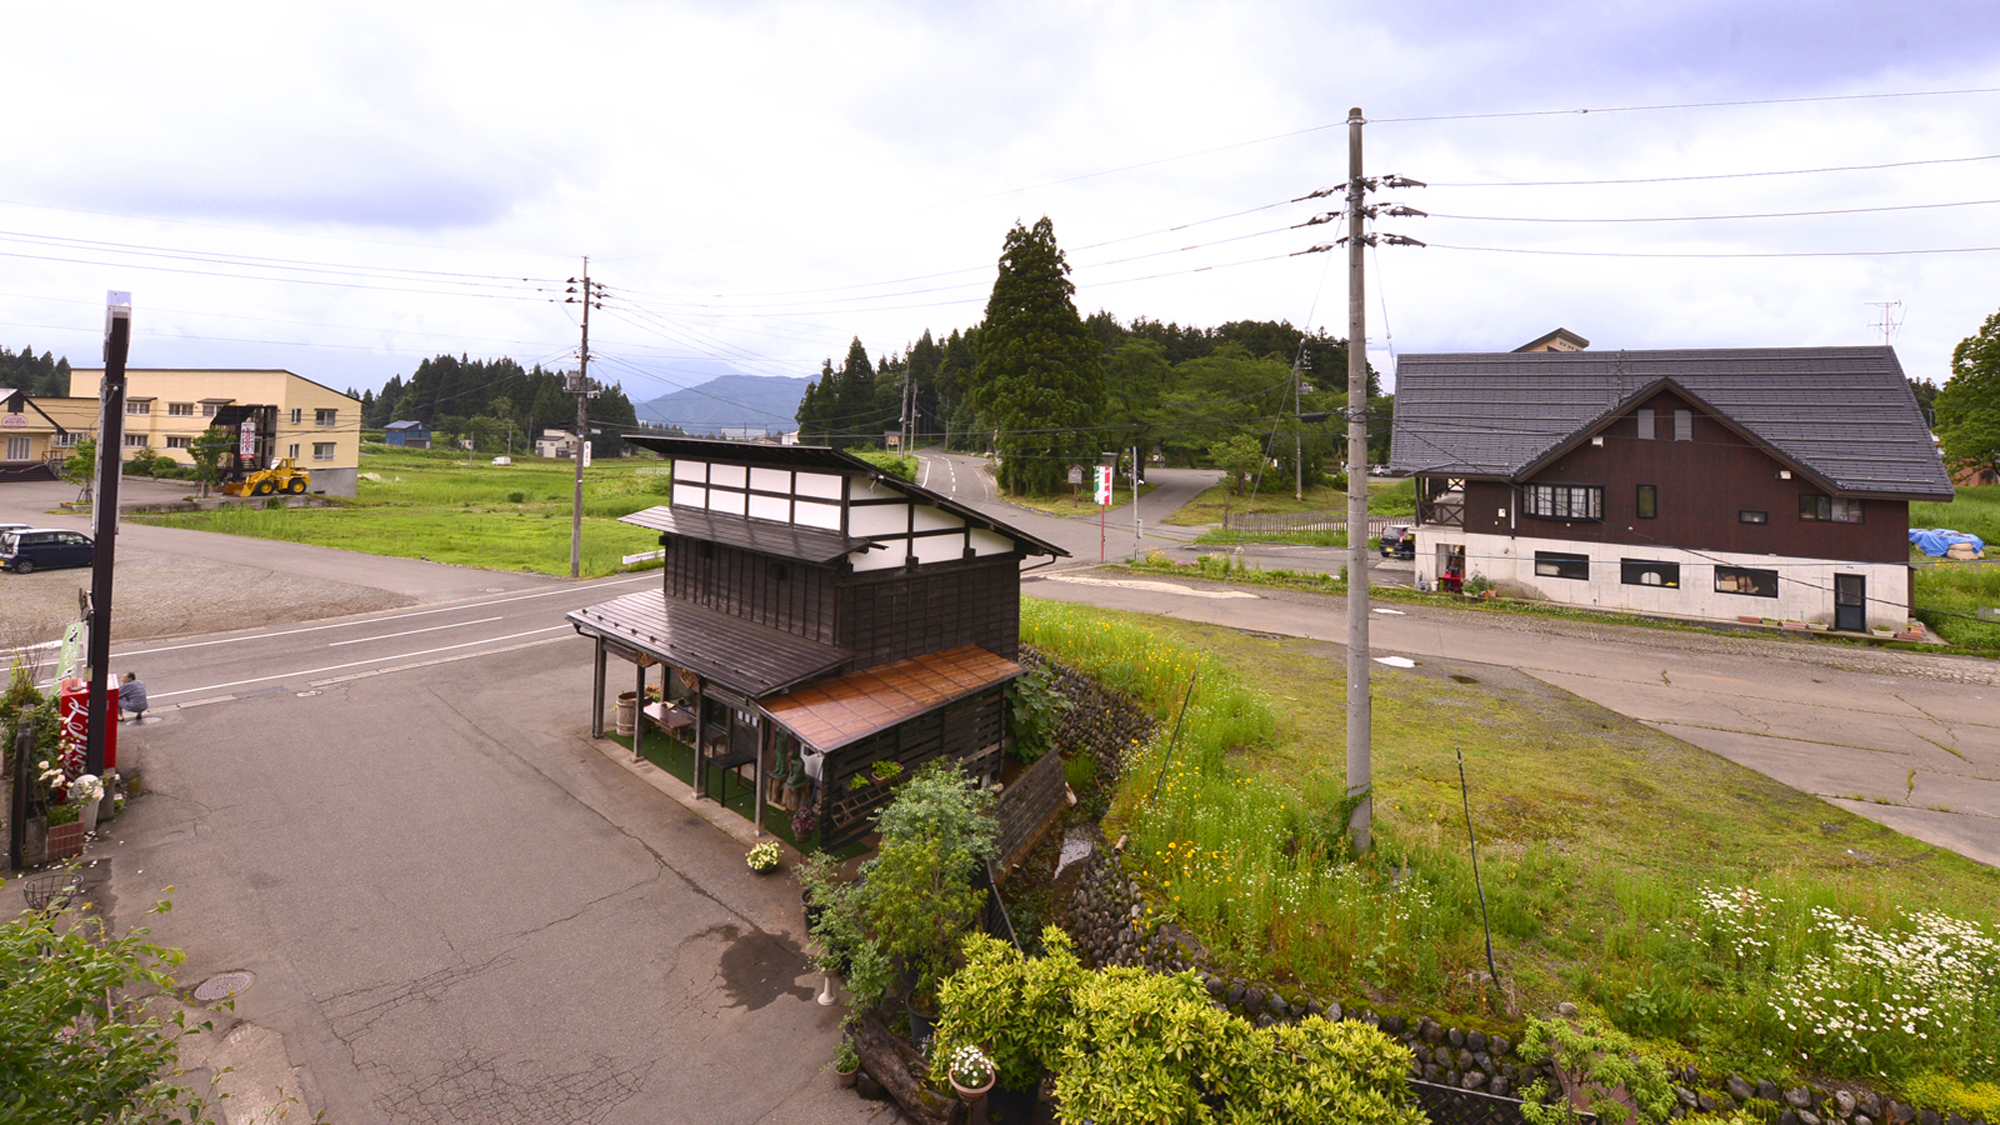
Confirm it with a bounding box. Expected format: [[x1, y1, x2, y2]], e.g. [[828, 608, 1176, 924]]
[[1866, 301, 1904, 346]]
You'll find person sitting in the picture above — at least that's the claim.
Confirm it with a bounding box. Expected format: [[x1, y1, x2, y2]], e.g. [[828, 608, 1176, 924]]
[[118, 672, 148, 723]]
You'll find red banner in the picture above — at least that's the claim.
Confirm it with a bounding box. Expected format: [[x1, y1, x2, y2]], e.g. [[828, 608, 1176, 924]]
[[57, 679, 117, 776]]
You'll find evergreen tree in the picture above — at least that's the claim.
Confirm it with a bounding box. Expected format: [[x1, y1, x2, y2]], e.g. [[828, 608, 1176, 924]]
[[967, 218, 1107, 495], [834, 337, 875, 447]]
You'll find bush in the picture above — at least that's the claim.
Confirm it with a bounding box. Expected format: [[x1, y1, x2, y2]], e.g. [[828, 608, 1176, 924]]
[[1006, 661, 1072, 762], [935, 929, 1424, 1125], [1517, 1016, 1676, 1125]]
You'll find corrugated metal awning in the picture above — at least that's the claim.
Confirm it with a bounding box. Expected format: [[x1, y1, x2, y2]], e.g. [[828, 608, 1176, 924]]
[[763, 645, 1023, 753], [568, 591, 850, 697]]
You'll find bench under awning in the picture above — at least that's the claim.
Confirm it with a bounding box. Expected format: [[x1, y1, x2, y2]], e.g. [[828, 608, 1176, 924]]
[[567, 590, 850, 697], [763, 645, 1023, 754]]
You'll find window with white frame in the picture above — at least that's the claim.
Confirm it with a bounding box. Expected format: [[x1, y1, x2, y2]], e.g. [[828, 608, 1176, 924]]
[[5, 435, 28, 461], [51, 431, 79, 447], [287, 443, 300, 459], [1524, 483, 1604, 520], [201, 403, 219, 417], [312, 442, 335, 461], [289, 408, 302, 424], [126, 399, 152, 415], [1674, 409, 1693, 441], [123, 433, 149, 447], [166, 435, 192, 449], [168, 402, 194, 416], [315, 408, 338, 427], [1636, 408, 1656, 440]]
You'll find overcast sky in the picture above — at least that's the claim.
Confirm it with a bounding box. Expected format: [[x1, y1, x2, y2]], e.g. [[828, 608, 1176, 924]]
[[4, 1, 1998, 418]]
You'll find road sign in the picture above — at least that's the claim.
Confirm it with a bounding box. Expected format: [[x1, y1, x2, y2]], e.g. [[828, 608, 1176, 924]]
[[1094, 465, 1113, 505], [1067, 465, 1083, 486]]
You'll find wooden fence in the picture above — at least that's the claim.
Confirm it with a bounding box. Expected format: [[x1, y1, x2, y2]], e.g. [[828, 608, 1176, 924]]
[[1220, 509, 1402, 536], [992, 749, 1067, 878]]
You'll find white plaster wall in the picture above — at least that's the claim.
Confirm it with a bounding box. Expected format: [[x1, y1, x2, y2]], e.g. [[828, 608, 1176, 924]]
[[1412, 528, 1910, 631], [848, 502, 911, 537]]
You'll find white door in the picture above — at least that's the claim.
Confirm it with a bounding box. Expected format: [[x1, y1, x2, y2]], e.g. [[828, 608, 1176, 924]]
[[5, 435, 30, 461]]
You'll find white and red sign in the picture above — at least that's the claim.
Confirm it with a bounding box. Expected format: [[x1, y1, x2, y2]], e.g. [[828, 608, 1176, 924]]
[[1094, 465, 1113, 505]]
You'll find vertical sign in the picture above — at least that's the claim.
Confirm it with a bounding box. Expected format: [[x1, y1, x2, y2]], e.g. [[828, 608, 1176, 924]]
[[1094, 465, 1113, 505]]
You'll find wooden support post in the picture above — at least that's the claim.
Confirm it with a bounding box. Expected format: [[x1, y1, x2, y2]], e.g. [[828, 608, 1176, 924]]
[[591, 637, 606, 737], [754, 721, 768, 836], [693, 683, 706, 799], [633, 659, 646, 762]]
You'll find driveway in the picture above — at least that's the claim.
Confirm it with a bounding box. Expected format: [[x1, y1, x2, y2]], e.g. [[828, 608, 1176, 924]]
[[86, 580, 879, 1125]]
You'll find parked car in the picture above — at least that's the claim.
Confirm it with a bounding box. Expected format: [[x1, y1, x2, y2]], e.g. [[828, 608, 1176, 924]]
[[0, 528, 95, 573], [1378, 524, 1415, 560]]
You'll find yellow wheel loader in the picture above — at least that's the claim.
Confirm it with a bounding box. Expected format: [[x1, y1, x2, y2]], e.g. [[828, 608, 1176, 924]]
[[224, 457, 312, 497]]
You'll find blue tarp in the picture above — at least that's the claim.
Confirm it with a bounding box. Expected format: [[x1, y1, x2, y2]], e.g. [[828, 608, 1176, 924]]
[[1910, 528, 1986, 557]]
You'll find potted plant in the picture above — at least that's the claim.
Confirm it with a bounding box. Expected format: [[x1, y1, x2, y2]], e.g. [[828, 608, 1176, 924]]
[[833, 1039, 860, 1089], [945, 1044, 995, 1102], [746, 841, 782, 874], [71, 773, 105, 833]]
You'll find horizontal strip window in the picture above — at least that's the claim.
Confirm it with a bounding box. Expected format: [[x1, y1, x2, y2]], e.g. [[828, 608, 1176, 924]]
[[1524, 484, 1603, 521], [1739, 510, 1768, 525], [1715, 566, 1778, 598], [1799, 494, 1863, 523], [1533, 551, 1590, 580], [1620, 559, 1679, 588]]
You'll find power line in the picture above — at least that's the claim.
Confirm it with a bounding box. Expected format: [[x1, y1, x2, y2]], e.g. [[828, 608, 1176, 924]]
[[1425, 242, 2000, 260], [1372, 85, 2000, 124], [1426, 197, 2000, 224], [1427, 152, 2000, 188]]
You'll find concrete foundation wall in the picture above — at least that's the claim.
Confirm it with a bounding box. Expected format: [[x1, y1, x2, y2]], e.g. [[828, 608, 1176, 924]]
[[1414, 528, 1910, 632]]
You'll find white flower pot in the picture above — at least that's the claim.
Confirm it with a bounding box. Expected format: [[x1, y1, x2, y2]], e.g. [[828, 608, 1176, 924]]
[[80, 798, 100, 834]]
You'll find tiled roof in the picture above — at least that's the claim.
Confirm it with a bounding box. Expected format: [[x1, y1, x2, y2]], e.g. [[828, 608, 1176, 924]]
[[619, 505, 869, 564], [763, 645, 1022, 753], [1387, 347, 1954, 499]]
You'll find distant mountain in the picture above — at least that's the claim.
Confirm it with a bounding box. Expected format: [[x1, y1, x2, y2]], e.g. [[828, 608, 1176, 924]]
[[633, 373, 812, 436]]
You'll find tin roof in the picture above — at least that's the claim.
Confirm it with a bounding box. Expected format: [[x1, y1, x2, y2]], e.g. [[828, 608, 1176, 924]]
[[567, 591, 850, 697], [618, 505, 870, 564], [763, 644, 1022, 753]]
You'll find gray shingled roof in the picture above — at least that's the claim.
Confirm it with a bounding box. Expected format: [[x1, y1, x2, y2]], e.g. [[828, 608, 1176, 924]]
[[1387, 346, 1954, 499]]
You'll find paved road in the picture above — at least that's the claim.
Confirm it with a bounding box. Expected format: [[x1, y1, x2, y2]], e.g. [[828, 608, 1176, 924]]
[[92, 574, 876, 1125], [908, 448, 1999, 868]]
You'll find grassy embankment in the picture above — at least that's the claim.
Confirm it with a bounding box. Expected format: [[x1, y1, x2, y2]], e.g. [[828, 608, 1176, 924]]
[[1172, 478, 1417, 549], [1024, 598, 2000, 1112], [129, 445, 668, 576], [1910, 485, 2000, 649]]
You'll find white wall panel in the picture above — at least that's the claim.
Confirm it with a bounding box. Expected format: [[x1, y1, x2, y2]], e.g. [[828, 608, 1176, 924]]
[[747, 493, 789, 523], [850, 546, 902, 571], [796, 472, 842, 499], [795, 500, 840, 530], [672, 483, 706, 508], [673, 459, 707, 484], [913, 533, 965, 564], [848, 503, 911, 537], [750, 466, 790, 493], [911, 505, 963, 532], [708, 488, 746, 516], [709, 462, 747, 489], [969, 528, 1015, 556]]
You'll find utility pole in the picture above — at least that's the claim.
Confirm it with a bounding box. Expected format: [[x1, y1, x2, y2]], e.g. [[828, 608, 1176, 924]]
[[566, 259, 602, 579], [1131, 445, 1142, 560], [1344, 108, 1373, 855], [1294, 341, 1307, 502], [86, 292, 132, 777]]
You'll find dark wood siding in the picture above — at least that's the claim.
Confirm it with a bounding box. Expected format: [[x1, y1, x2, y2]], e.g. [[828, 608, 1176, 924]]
[[836, 557, 1020, 670], [1455, 390, 1909, 564], [660, 537, 839, 644], [816, 685, 1007, 848]]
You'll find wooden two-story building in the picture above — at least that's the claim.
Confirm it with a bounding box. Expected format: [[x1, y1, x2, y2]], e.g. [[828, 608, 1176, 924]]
[[1389, 344, 1954, 632], [567, 437, 1065, 847]]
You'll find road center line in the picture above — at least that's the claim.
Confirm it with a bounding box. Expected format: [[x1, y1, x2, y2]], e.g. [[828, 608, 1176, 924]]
[[150, 625, 575, 700], [325, 616, 503, 647], [110, 574, 650, 658]]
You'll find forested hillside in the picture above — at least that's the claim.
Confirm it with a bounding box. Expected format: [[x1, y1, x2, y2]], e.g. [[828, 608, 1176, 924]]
[[791, 218, 1390, 493], [362, 355, 644, 456]]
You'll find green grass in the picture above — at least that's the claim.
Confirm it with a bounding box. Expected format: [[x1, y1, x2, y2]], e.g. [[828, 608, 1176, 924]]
[[1912, 560, 2000, 648], [127, 445, 673, 576], [1912, 484, 2000, 544], [1003, 481, 1156, 517], [1162, 477, 1416, 528], [1192, 529, 1350, 548], [1023, 598, 2000, 1090]]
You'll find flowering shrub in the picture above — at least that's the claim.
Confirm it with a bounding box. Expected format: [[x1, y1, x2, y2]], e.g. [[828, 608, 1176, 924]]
[[745, 841, 781, 872], [946, 1044, 993, 1089]]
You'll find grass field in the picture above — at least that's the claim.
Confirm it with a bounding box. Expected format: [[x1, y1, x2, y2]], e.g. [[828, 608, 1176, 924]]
[[129, 445, 670, 576], [1912, 484, 2000, 544], [1162, 476, 1416, 527], [1025, 600, 2000, 1100]]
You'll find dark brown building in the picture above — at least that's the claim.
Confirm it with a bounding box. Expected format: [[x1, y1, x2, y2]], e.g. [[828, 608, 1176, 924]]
[[568, 437, 1064, 847], [1389, 345, 1954, 633]]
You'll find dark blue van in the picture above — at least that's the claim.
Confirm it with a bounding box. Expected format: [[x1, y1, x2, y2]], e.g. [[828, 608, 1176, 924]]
[[0, 528, 94, 573]]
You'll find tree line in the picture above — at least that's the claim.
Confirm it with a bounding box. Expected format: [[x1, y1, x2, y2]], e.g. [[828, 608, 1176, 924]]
[[791, 217, 1390, 495], [1, 344, 72, 396], [359, 354, 645, 457]]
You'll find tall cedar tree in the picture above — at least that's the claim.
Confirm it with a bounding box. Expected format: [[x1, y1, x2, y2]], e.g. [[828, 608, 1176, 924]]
[[968, 218, 1107, 494]]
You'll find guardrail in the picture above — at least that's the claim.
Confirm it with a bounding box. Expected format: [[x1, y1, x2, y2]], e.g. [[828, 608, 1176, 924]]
[[1220, 510, 1402, 536]]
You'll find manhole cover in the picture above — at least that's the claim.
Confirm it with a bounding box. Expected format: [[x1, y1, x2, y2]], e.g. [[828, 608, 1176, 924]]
[[193, 971, 255, 1001]]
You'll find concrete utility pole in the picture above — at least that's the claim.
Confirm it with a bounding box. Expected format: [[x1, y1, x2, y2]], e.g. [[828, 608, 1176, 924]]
[[1344, 108, 1373, 855], [568, 259, 598, 579], [86, 292, 132, 777]]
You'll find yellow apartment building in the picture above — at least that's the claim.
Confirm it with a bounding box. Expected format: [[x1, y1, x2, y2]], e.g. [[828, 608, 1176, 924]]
[[68, 368, 362, 496], [0, 389, 98, 481]]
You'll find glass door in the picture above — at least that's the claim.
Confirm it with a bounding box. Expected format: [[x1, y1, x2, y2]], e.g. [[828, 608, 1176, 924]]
[[1834, 574, 1865, 633]]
